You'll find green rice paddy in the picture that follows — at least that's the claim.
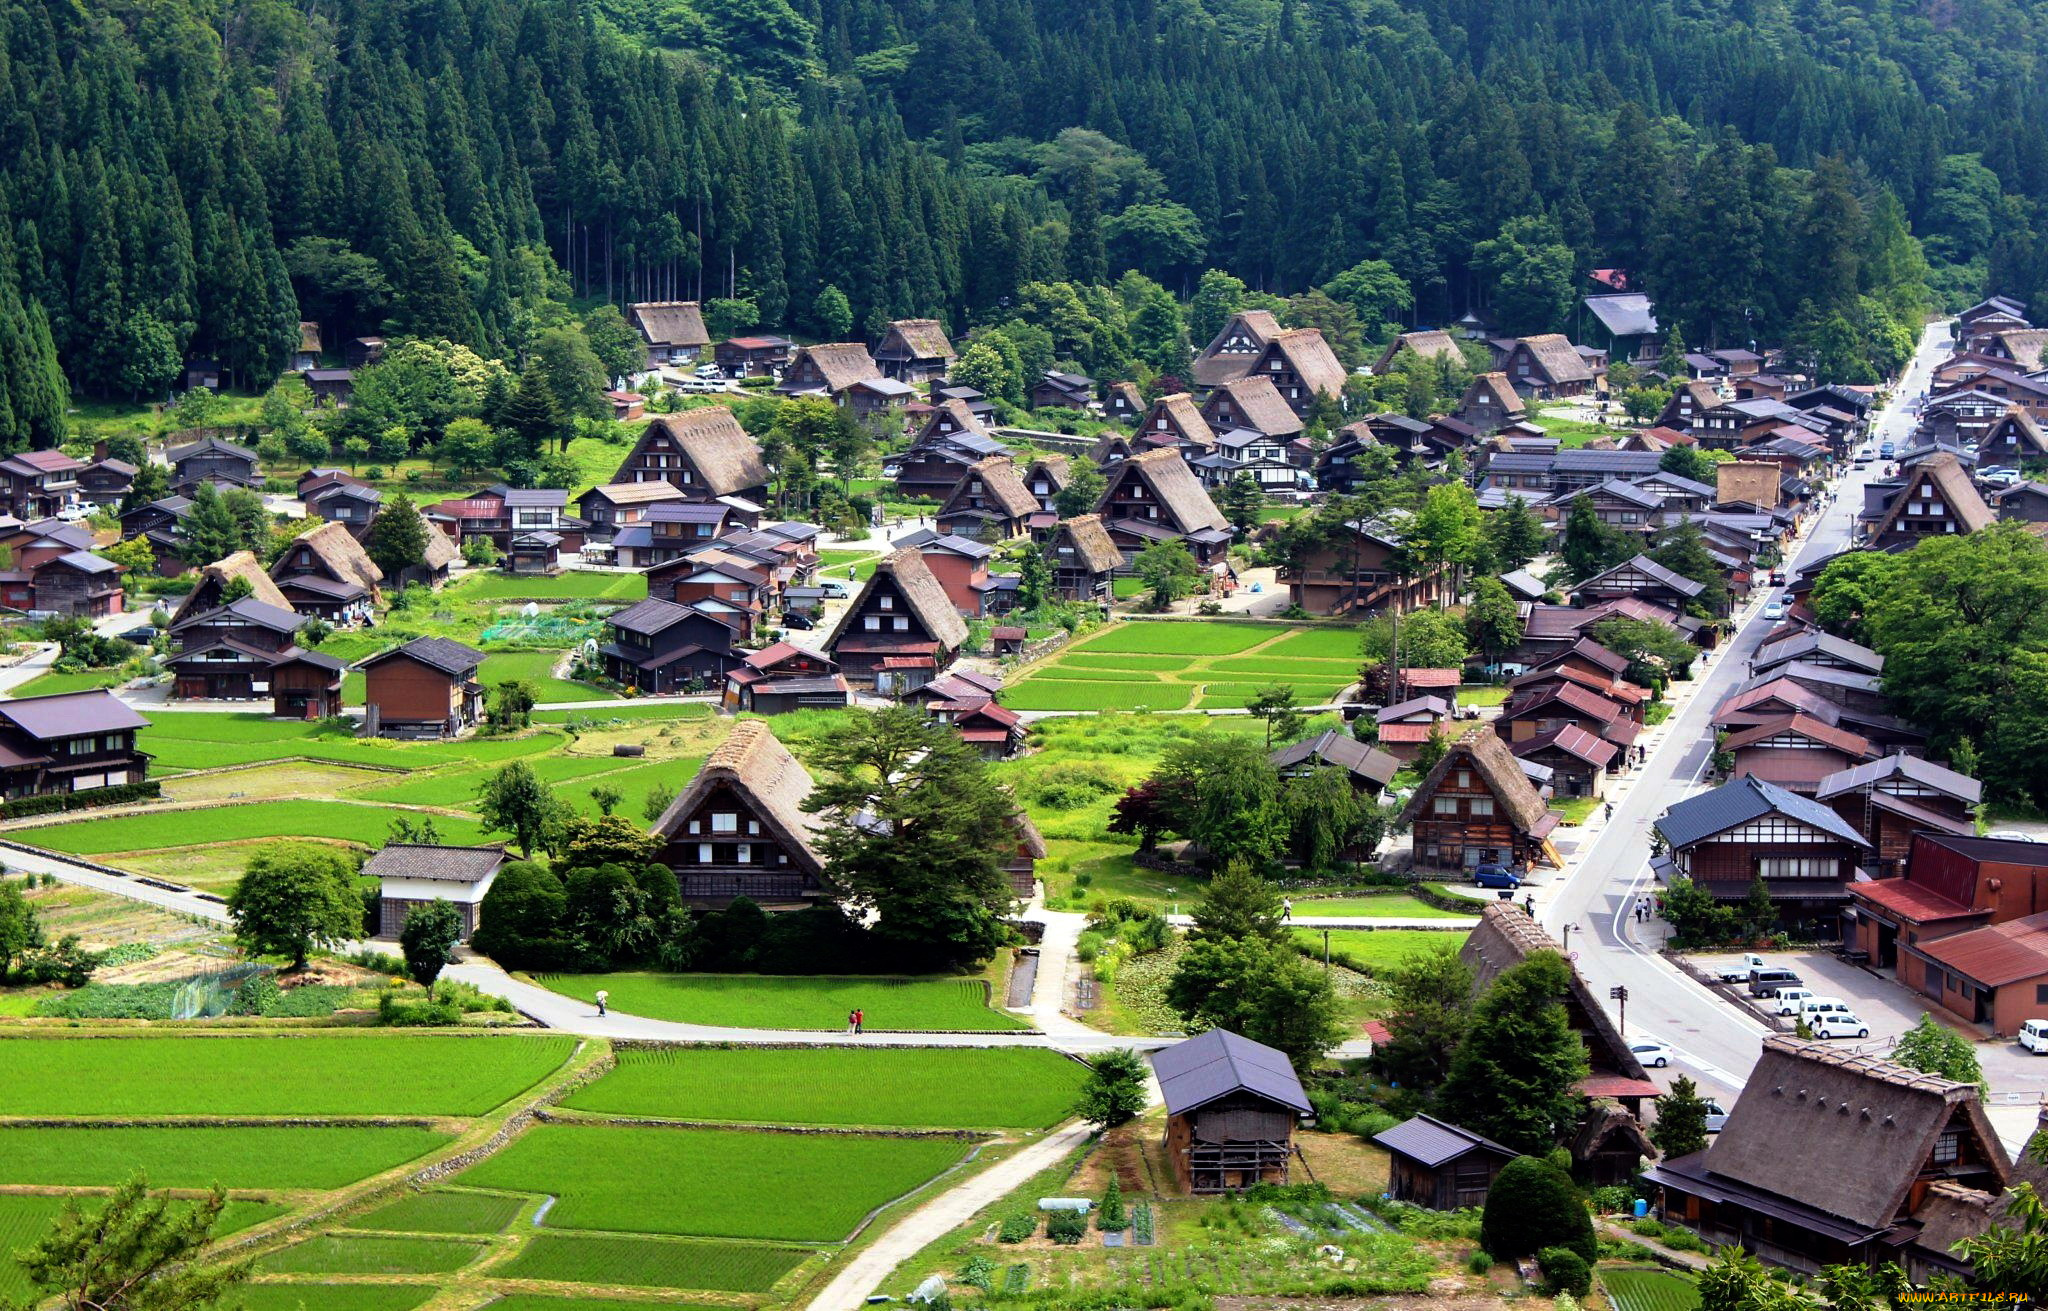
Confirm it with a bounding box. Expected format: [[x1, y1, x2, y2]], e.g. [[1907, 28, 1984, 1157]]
[[459, 1124, 966, 1241], [1604, 1267, 1704, 1311], [491, 1233, 808, 1292], [344, 1190, 526, 1235], [1006, 620, 1361, 710], [254, 1234, 486, 1275], [0, 1196, 285, 1306], [0, 1035, 573, 1117], [0, 1126, 454, 1190], [533, 972, 1026, 1031], [1290, 928, 1471, 974], [20, 802, 497, 855], [562, 1047, 1088, 1128], [1285, 894, 1472, 919], [232, 1286, 438, 1311]]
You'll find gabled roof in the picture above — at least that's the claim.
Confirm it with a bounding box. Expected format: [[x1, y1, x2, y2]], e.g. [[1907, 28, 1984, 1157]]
[[1373, 1114, 1517, 1167], [282, 521, 384, 599], [640, 408, 768, 496], [1051, 514, 1123, 573], [357, 636, 485, 678], [1981, 408, 2048, 456], [1259, 329, 1348, 398], [1149, 1027, 1310, 1117], [1459, 372, 1526, 416], [1815, 754, 1980, 806], [652, 720, 826, 879], [1269, 728, 1399, 787], [170, 594, 303, 634], [1580, 553, 1705, 599], [945, 457, 1038, 520], [1193, 310, 1283, 386], [787, 342, 881, 393], [1869, 451, 1994, 539], [894, 527, 996, 560], [1373, 330, 1462, 373], [629, 301, 709, 348], [171, 550, 293, 623], [1396, 731, 1552, 834], [1583, 293, 1658, 338], [1512, 723, 1620, 770], [1654, 775, 1870, 850], [837, 549, 970, 653], [503, 488, 567, 509], [877, 318, 955, 360], [0, 689, 150, 740], [1722, 712, 1873, 758], [1513, 334, 1595, 384], [583, 481, 690, 508], [165, 435, 256, 464], [1754, 630, 1884, 676], [1205, 376, 1303, 438], [1104, 450, 1228, 535], [607, 598, 719, 638], [1142, 393, 1216, 448], [1699, 1036, 2009, 1232]]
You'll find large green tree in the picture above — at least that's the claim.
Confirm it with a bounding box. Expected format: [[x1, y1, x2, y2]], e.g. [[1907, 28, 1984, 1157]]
[[365, 492, 429, 581], [226, 842, 362, 968], [1437, 951, 1591, 1154], [8, 1175, 249, 1311]]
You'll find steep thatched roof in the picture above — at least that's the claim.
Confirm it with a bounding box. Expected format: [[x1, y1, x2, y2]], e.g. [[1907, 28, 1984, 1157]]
[[1147, 392, 1216, 447], [1870, 451, 1994, 538], [1264, 328, 1348, 398], [790, 342, 880, 392], [843, 548, 971, 652], [1109, 449, 1229, 534], [172, 550, 292, 623], [1458, 372, 1525, 417], [652, 720, 826, 879], [1397, 731, 1551, 834], [1205, 376, 1303, 438], [287, 520, 384, 598], [946, 456, 1038, 519], [629, 302, 708, 348], [1373, 330, 1461, 374], [880, 318, 956, 361], [1053, 514, 1123, 572], [634, 408, 770, 496]]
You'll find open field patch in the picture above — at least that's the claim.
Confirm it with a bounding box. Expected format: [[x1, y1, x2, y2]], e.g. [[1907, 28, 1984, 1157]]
[[455, 572, 647, 601], [459, 1124, 966, 1241], [352, 751, 648, 810], [534, 702, 712, 723], [1291, 928, 1471, 973], [1199, 681, 1348, 708], [0, 1196, 284, 1305], [234, 1285, 438, 1311], [344, 1190, 526, 1235], [1260, 627, 1364, 658], [533, 972, 1025, 1031], [1003, 678, 1192, 711], [157, 763, 394, 804], [1073, 621, 1278, 655], [0, 1126, 454, 1190], [491, 1233, 808, 1291], [0, 1034, 574, 1117], [562, 1047, 1087, 1129], [483, 1298, 733, 1311], [22, 802, 496, 855], [1055, 653, 1190, 671], [255, 1234, 486, 1275], [1288, 894, 1471, 919]]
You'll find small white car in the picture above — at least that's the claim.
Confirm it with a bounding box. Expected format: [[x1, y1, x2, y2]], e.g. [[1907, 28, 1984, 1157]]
[[1762, 597, 1785, 620], [1630, 1041, 1673, 1069], [1771, 988, 1816, 1016], [55, 503, 94, 523], [1702, 1099, 1730, 1133], [1986, 830, 2038, 843], [1811, 1012, 1870, 1040], [2019, 1019, 2048, 1054]]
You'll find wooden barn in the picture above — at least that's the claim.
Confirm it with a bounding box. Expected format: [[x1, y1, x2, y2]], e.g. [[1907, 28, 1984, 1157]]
[[1373, 1115, 1519, 1211], [1150, 1028, 1310, 1195]]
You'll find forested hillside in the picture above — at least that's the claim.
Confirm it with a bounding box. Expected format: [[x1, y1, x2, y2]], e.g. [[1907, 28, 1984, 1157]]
[[4, 0, 2048, 429]]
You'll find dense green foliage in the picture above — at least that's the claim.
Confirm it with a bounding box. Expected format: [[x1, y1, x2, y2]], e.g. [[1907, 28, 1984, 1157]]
[[1480, 1156, 1596, 1264]]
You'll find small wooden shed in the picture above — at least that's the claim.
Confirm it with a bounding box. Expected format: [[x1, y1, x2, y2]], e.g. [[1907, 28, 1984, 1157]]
[[1373, 1114, 1519, 1211], [1150, 1029, 1310, 1194]]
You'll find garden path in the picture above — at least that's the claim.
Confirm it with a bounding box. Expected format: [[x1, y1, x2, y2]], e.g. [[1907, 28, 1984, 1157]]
[[1016, 908, 1102, 1040], [0, 643, 55, 694]]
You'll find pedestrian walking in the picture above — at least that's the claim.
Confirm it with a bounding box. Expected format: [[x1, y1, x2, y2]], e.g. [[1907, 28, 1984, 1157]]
[[595, 989, 608, 1016], [1523, 893, 1535, 916], [1281, 897, 1293, 921], [847, 1008, 858, 1035], [854, 1008, 864, 1035]]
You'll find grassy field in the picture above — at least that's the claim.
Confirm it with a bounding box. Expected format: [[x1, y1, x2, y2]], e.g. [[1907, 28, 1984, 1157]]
[[562, 1047, 1088, 1129], [460, 1124, 966, 1241], [254, 1235, 486, 1275], [22, 801, 496, 855], [1290, 928, 1470, 974], [1006, 621, 1361, 711], [817, 548, 882, 581], [492, 1233, 808, 1292], [482, 1299, 736, 1311], [233, 1287, 438, 1311], [1604, 1267, 1703, 1311], [533, 973, 1026, 1031], [344, 1190, 525, 1235], [0, 1126, 454, 1189], [135, 712, 564, 772], [0, 1034, 573, 1117], [1286, 894, 1472, 919], [459, 572, 647, 601], [533, 702, 711, 724]]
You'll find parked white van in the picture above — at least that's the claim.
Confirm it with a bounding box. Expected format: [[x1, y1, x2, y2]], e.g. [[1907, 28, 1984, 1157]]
[[2020, 1018, 2048, 1054], [1812, 1011, 1870, 1040], [1771, 988, 1816, 1016], [1798, 996, 1852, 1021]]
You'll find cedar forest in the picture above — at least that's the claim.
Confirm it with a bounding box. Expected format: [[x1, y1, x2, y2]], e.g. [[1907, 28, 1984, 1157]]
[[0, 0, 2045, 439]]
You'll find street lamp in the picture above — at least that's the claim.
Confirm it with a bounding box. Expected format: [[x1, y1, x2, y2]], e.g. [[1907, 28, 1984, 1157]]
[[1562, 922, 1581, 952]]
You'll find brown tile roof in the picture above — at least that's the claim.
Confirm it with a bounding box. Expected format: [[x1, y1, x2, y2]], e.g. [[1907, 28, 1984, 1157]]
[[285, 520, 385, 599], [585, 481, 690, 508], [1511, 723, 1619, 769], [653, 720, 826, 880], [630, 301, 709, 348], [1722, 712, 1872, 758], [881, 318, 956, 361], [1701, 1036, 2009, 1232], [1516, 334, 1595, 384], [950, 456, 1038, 519], [1114, 449, 1229, 534], [640, 408, 770, 497], [1397, 731, 1551, 834], [1847, 878, 1984, 925], [1053, 514, 1123, 573], [1265, 328, 1348, 398], [793, 342, 881, 393], [1207, 376, 1303, 438]]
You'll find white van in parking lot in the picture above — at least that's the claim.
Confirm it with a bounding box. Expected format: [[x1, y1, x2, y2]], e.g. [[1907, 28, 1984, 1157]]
[[2020, 1018, 2048, 1054], [1798, 996, 1852, 1022], [1812, 1011, 1870, 1040], [1770, 988, 1816, 1016]]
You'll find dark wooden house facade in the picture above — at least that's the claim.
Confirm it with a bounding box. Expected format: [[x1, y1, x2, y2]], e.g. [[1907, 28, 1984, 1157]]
[[650, 719, 831, 906], [1150, 1028, 1311, 1194]]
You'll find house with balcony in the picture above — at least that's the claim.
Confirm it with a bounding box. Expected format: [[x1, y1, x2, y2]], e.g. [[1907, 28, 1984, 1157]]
[[0, 449, 82, 519], [598, 598, 740, 693], [1652, 775, 1871, 938], [1044, 514, 1122, 603], [0, 690, 151, 798], [934, 456, 1037, 542], [824, 547, 968, 693], [1397, 731, 1561, 871], [1095, 449, 1234, 568], [609, 409, 771, 506], [1278, 517, 1445, 617], [166, 436, 260, 495]]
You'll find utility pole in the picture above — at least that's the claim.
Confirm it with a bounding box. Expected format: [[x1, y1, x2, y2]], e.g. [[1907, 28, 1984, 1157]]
[[1323, 928, 1331, 975], [1610, 984, 1629, 1036]]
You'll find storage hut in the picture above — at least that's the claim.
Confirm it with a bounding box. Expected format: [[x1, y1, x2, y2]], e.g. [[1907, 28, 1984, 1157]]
[[1373, 1115, 1520, 1210], [1150, 1029, 1310, 1194]]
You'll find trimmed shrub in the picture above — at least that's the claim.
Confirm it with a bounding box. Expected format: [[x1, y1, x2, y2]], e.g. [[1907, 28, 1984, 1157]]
[[1480, 1156, 1596, 1263], [3, 781, 161, 820], [1466, 1250, 1492, 1274], [1537, 1245, 1591, 1297]]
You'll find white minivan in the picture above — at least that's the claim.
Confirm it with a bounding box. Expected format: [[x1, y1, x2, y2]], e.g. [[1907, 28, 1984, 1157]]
[[1798, 996, 1853, 1022], [1812, 1011, 1870, 1040], [2020, 1019, 2048, 1054], [1771, 988, 1816, 1016]]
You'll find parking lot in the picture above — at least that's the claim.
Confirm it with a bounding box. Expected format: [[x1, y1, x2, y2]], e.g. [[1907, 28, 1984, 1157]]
[[1686, 948, 2046, 1149]]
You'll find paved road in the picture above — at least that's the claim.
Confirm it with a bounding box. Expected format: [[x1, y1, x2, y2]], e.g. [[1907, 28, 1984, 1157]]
[[1540, 321, 1953, 1107], [0, 839, 231, 922]]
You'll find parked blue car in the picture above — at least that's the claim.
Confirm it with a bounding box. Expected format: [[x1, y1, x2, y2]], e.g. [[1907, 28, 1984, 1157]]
[[1471, 865, 1521, 889]]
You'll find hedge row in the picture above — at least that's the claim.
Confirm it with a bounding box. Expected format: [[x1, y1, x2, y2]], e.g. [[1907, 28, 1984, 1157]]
[[1, 780, 162, 820]]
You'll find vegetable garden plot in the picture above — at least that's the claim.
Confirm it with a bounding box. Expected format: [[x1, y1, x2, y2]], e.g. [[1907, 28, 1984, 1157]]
[[1604, 1267, 1703, 1311]]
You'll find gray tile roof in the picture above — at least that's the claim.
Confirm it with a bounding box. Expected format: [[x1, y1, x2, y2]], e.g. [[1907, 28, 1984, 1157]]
[[1373, 1114, 1518, 1168], [1654, 775, 1871, 851], [0, 689, 150, 740], [1150, 1028, 1310, 1117], [362, 843, 508, 884], [360, 636, 485, 677]]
